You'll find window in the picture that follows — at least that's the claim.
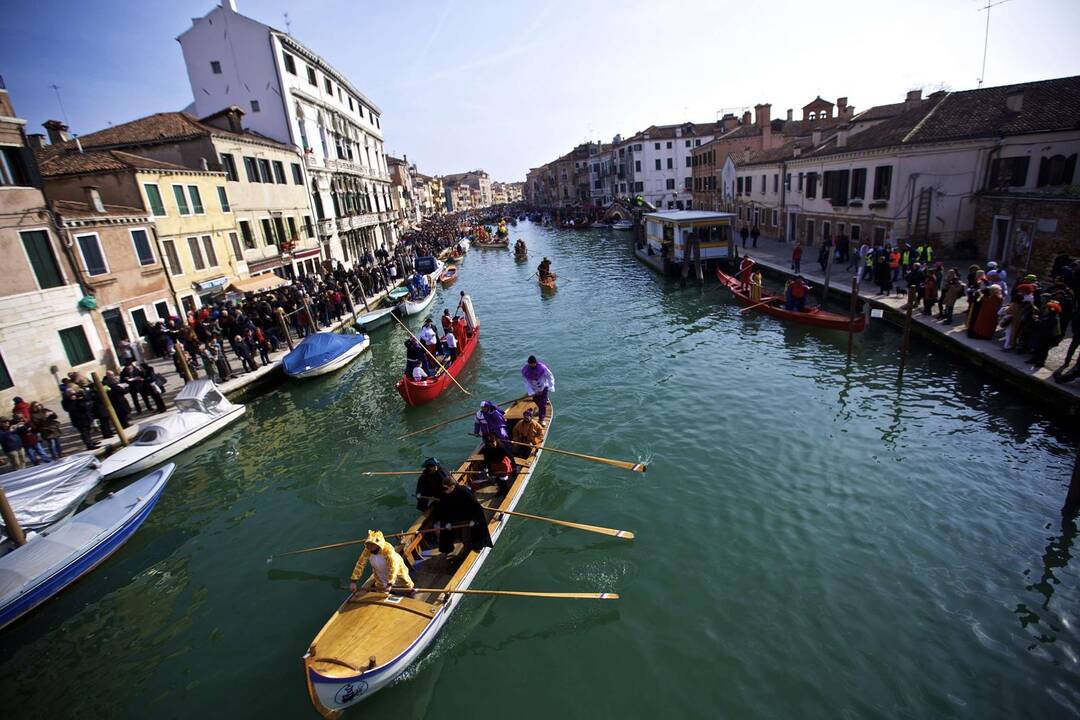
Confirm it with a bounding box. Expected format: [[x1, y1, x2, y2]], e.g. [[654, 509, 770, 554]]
[[806, 172, 818, 199], [209, 188, 228, 216], [139, 183, 164, 217], [324, 77, 332, 94], [785, 173, 791, 191], [686, 156, 691, 167], [210, 60, 222, 74], [797, 172, 804, 191], [685, 140, 691, 148], [239, 220, 255, 249], [201, 235, 218, 266], [850, 225, 861, 242], [0, 146, 32, 186], [307, 66, 317, 85], [303, 215, 314, 238], [348, 96, 354, 111], [873, 227, 886, 245], [736, 177, 744, 194], [773, 174, 779, 193], [684, 177, 692, 190], [313, 192, 324, 220], [633, 181, 643, 192], [258, 159, 273, 183], [187, 185, 204, 214], [667, 158, 673, 169], [272, 161, 286, 184], [162, 239, 182, 275], [130, 229, 155, 266], [243, 157, 259, 182], [806, 219, 815, 244], [250, 100, 261, 113], [851, 168, 867, 198], [220, 153, 239, 181], [283, 52, 296, 75], [75, 233, 108, 276], [654, 143, 660, 150], [291, 162, 303, 184], [696, 139, 701, 147], [287, 217, 298, 242], [21, 230, 64, 289], [274, 217, 287, 247], [772, 209, 779, 226], [261, 218, 276, 246], [986, 157, 1027, 190], [823, 170, 850, 205], [666, 178, 675, 190], [655, 159, 662, 171], [1037, 154, 1077, 187], [229, 231, 242, 259], [59, 326, 93, 366], [872, 165, 892, 199], [666, 142, 672, 149], [634, 144, 642, 151], [635, 160, 641, 172], [188, 237, 206, 270], [172, 185, 190, 215], [760, 175, 766, 194]]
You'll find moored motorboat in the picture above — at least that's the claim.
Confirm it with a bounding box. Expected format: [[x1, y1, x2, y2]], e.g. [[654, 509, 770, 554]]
[[395, 322, 479, 405], [439, 266, 459, 287], [98, 381, 246, 478], [1, 456, 103, 542], [400, 285, 437, 316], [302, 398, 551, 715], [716, 268, 866, 332], [611, 219, 633, 231], [355, 306, 395, 331], [283, 332, 371, 379], [0, 463, 175, 630]]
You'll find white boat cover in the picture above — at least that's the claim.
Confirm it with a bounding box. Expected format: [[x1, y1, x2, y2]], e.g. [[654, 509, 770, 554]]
[[173, 380, 238, 415], [130, 411, 220, 447], [0, 455, 102, 543]]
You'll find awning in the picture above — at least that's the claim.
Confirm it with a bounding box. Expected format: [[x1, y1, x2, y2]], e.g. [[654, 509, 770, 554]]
[[228, 274, 289, 294], [292, 248, 321, 259], [194, 276, 229, 292]]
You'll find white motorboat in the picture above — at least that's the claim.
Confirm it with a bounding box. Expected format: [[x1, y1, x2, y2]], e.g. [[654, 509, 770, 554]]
[[611, 219, 633, 231], [354, 307, 394, 331], [400, 285, 437, 316], [457, 238, 471, 253], [0, 463, 174, 629], [0, 455, 102, 544], [283, 332, 370, 378], [98, 381, 245, 478]]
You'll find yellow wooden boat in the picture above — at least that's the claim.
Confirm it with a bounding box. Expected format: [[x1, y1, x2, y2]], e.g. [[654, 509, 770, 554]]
[[303, 399, 552, 717]]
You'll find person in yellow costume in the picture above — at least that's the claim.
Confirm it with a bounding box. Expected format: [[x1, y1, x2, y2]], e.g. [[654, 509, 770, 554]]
[[749, 270, 764, 301], [349, 530, 415, 595], [510, 407, 545, 458]]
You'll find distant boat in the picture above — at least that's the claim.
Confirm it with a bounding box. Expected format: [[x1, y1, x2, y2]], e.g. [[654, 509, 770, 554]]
[[395, 322, 480, 406], [439, 266, 459, 287], [611, 220, 633, 231], [355, 306, 395, 331], [0, 462, 175, 630], [99, 380, 246, 478], [283, 332, 371, 378]]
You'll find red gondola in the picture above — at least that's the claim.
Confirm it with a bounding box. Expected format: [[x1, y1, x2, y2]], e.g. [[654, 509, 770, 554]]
[[716, 268, 866, 332], [395, 324, 481, 405]]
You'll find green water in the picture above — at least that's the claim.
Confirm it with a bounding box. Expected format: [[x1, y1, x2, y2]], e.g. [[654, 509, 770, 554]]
[[2, 223, 1078, 719]]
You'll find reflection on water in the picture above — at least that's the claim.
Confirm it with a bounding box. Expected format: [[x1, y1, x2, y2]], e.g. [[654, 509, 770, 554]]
[[0, 221, 1077, 720]]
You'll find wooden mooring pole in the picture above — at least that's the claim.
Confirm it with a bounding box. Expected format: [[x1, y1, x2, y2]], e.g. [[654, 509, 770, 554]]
[[91, 371, 129, 446], [275, 308, 294, 351], [897, 287, 916, 382], [175, 346, 194, 383], [847, 277, 859, 361], [0, 486, 26, 547]]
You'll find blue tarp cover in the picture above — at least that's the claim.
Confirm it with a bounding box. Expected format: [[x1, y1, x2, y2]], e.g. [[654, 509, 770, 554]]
[[282, 332, 367, 374]]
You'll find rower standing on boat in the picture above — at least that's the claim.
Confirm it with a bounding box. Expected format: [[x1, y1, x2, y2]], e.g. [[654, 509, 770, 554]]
[[441, 309, 454, 335], [432, 475, 493, 556], [348, 530, 415, 595], [522, 355, 555, 425], [474, 400, 510, 447], [416, 457, 449, 511], [538, 257, 554, 282], [510, 407, 545, 458], [419, 318, 439, 360], [457, 291, 477, 334], [739, 256, 755, 293], [784, 276, 810, 312]]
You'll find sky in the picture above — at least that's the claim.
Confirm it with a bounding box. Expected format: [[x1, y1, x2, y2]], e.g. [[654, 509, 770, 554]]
[[2, 0, 1078, 182]]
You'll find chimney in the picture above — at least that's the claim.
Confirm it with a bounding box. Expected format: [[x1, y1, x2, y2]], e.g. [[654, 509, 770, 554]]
[[43, 119, 70, 145], [742, 110, 751, 126], [836, 97, 848, 116], [793, 146, 802, 158], [721, 113, 738, 131], [905, 89, 922, 107], [26, 133, 46, 151], [812, 127, 822, 146], [756, 103, 772, 147], [1005, 91, 1023, 112], [836, 123, 850, 148], [786, 108, 793, 122], [742, 148, 751, 163], [82, 186, 105, 213], [221, 0, 238, 11]]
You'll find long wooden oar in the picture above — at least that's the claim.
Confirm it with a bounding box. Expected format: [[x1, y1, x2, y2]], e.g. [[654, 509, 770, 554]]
[[504, 439, 648, 473], [397, 395, 528, 440], [362, 469, 487, 476], [482, 505, 635, 540], [738, 296, 782, 314], [389, 311, 472, 397], [385, 588, 619, 600], [268, 523, 474, 561]]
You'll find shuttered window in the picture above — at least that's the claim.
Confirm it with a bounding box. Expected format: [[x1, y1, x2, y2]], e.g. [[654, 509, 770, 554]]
[[75, 233, 108, 275], [59, 326, 93, 365], [162, 240, 183, 275], [144, 183, 166, 216], [201, 236, 218, 266], [130, 229, 155, 266], [20, 230, 64, 289], [172, 185, 190, 215], [188, 237, 205, 270]]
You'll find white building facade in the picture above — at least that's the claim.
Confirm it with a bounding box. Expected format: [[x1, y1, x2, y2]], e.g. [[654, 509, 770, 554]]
[[626, 123, 719, 210], [178, 1, 397, 269]]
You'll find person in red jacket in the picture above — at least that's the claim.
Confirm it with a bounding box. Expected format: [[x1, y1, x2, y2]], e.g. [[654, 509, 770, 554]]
[[791, 242, 803, 273], [11, 396, 30, 423]]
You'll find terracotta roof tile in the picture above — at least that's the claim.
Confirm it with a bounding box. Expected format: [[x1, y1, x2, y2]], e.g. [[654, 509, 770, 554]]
[[52, 199, 147, 218], [37, 149, 195, 177]]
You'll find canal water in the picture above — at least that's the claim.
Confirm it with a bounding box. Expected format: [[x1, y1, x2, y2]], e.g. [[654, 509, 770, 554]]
[[2, 222, 1077, 719]]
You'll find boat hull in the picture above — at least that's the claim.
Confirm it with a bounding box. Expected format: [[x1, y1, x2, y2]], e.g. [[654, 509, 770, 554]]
[[0, 464, 174, 630], [395, 325, 480, 405], [303, 402, 551, 716], [355, 307, 394, 330], [285, 336, 371, 378], [716, 268, 866, 332], [101, 405, 247, 478], [474, 241, 509, 249], [402, 287, 437, 316], [439, 268, 458, 287]]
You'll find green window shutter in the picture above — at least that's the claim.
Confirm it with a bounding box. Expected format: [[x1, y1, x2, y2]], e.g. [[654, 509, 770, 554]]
[[20, 230, 64, 289], [59, 326, 93, 365], [144, 184, 166, 216], [217, 186, 230, 212], [173, 185, 190, 215], [188, 186, 204, 214]]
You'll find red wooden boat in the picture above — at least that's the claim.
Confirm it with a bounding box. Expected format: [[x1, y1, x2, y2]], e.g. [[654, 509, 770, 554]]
[[395, 324, 480, 405], [716, 268, 866, 332]]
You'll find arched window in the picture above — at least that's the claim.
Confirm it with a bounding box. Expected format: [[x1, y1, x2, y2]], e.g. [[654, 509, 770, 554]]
[[808, 111, 816, 121], [1038, 154, 1077, 187]]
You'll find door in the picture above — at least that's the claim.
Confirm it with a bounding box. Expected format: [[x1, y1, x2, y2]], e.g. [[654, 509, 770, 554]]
[[989, 216, 1012, 263], [181, 295, 197, 315], [130, 308, 150, 338], [154, 301, 171, 321], [102, 308, 129, 359], [788, 213, 798, 243]]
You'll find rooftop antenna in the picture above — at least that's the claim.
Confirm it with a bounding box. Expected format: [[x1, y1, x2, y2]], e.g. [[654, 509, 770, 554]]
[[284, 12, 292, 35], [977, 0, 1015, 87], [48, 83, 70, 126]]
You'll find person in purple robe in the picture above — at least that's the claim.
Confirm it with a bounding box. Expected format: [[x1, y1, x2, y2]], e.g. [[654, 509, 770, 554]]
[[473, 400, 509, 446], [521, 355, 555, 424]]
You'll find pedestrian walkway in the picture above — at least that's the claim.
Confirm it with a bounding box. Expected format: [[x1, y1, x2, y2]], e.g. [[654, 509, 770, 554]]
[[728, 235, 1080, 412]]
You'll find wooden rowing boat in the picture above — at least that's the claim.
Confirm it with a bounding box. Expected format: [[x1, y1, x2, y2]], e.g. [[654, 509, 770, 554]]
[[395, 323, 479, 405], [475, 240, 509, 249], [303, 399, 552, 716], [439, 266, 458, 287], [716, 267, 865, 332], [538, 274, 557, 292]]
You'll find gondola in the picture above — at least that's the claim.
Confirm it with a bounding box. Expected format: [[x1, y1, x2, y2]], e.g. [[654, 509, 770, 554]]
[[716, 268, 865, 332], [394, 322, 480, 405], [474, 240, 509, 249], [302, 398, 552, 715]]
